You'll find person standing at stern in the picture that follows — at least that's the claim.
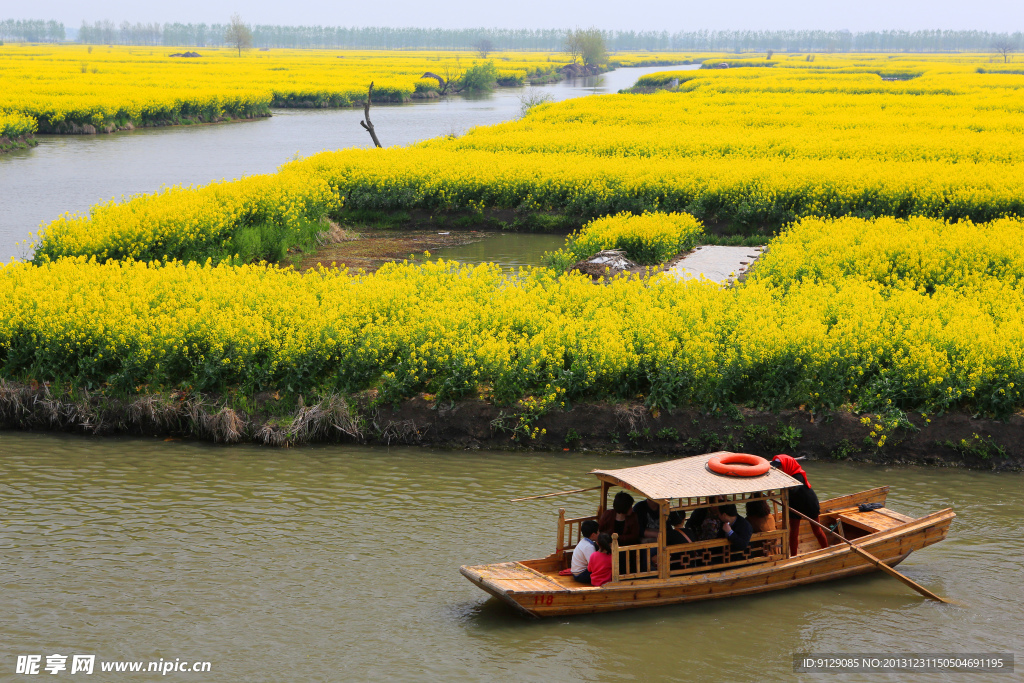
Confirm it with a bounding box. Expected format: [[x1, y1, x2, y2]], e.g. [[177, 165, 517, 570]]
[[772, 454, 829, 555]]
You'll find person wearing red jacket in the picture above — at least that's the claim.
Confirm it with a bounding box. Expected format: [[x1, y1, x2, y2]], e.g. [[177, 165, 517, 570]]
[[586, 533, 614, 587], [772, 454, 829, 556]]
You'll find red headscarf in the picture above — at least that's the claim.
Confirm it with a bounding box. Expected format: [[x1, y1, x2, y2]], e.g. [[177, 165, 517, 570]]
[[772, 454, 811, 488]]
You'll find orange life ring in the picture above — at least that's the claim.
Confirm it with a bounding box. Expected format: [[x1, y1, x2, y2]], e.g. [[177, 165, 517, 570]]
[[708, 453, 770, 477]]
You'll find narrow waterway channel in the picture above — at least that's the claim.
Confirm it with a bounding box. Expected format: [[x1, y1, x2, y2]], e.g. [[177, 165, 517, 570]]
[[0, 64, 697, 263], [2, 432, 1020, 681]]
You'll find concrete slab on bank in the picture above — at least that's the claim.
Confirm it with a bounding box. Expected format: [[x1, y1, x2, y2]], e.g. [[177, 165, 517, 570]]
[[667, 245, 765, 285]]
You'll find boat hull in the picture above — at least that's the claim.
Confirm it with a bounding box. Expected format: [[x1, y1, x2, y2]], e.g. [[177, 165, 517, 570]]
[[461, 506, 954, 618]]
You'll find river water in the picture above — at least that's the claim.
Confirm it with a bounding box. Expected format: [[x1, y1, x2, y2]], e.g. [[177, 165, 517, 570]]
[[0, 64, 697, 264], [2, 432, 1021, 681]]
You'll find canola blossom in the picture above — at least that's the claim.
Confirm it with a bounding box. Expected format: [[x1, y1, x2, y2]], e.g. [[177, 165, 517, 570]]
[[0, 110, 37, 139], [752, 216, 1024, 292], [547, 212, 704, 269], [5, 216, 1024, 416], [35, 173, 335, 263], [32, 53, 1024, 263]]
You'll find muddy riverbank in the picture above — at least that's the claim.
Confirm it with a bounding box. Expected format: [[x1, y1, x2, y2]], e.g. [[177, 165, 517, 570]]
[[0, 134, 37, 154], [2, 381, 1020, 470], [35, 110, 272, 135]]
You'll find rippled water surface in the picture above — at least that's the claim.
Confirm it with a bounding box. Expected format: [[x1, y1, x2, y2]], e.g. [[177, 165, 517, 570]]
[[2, 432, 1021, 681], [0, 64, 696, 263]]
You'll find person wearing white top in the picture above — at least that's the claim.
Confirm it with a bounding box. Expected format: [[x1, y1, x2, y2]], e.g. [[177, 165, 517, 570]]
[[571, 520, 601, 584]]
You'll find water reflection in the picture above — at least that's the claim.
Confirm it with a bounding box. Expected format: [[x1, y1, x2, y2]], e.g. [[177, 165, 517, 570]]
[[1, 432, 1021, 681], [0, 64, 697, 262]]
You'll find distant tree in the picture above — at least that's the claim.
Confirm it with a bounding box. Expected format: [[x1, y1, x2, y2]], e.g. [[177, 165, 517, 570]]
[[563, 29, 582, 64], [577, 28, 607, 67], [224, 13, 252, 56], [474, 38, 493, 58], [992, 39, 1015, 63], [766, 49, 774, 60]]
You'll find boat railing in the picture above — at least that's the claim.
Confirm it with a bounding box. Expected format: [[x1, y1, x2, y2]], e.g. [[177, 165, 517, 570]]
[[666, 530, 787, 577], [557, 510, 598, 554], [610, 538, 661, 582], [610, 529, 788, 582]]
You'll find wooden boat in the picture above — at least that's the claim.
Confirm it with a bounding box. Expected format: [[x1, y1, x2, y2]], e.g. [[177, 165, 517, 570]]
[[461, 452, 955, 617]]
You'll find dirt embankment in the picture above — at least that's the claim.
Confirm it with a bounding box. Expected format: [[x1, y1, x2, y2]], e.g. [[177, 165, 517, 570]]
[[35, 112, 270, 135], [0, 134, 38, 154], [1, 381, 1021, 470]]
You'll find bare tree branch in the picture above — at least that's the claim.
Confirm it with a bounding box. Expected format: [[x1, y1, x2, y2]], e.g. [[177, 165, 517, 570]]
[[421, 59, 465, 96], [421, 71, 447, 94], [474, 38, 494, 58], [992, 40, 1016, 63], [359, 82, 382, 148]]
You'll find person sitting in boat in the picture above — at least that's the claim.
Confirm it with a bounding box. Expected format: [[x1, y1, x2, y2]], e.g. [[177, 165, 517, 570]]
[[599, 491, 642, 574], [717, 504, 753, 554], [586, 533, 614, 587], [745, 499, 776, 533], [666, 511, 692, 545], [598, 491, 641, 546], [771, 454, 829, 555], [633, 498, 663, 543], [570, 520, 600, 585], [685, 495, 724, 541], [666, 511, 695, 570]]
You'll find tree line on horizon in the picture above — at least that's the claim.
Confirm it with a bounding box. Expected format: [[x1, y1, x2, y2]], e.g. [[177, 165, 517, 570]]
[[2, 19, 1022, 54]]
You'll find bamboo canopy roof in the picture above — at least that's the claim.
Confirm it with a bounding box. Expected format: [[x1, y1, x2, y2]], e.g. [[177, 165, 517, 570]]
[[590, 452, 802, 500]]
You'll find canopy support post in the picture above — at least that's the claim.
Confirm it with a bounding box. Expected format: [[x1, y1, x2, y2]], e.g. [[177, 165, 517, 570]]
[[781, 488, 791, 559], [556, 508, 566, 554], [611, 533, 620, 583], [658, 500, 670, 580], [598, 480, 610, 516]]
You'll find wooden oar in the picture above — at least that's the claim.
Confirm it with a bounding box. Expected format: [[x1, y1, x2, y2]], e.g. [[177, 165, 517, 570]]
[[509, 485, 601, 502], [790, 508, 952, 604]]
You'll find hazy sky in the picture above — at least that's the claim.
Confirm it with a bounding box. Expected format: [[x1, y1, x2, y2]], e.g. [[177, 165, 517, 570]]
[[13, 0, 1024, 33]]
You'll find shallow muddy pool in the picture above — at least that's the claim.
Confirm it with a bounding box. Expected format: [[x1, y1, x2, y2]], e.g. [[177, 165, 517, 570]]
[[0, 64, 697, 263], [1, 432, 1020, 681], [432, 232, 567, 270]]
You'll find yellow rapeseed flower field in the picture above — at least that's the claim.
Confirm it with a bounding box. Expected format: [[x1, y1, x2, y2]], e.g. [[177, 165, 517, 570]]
[[32, 53, 1024, 262], [0, 44, 699, 131], [5, 214, 1024, 415], [8, 52, 1024, 418]]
